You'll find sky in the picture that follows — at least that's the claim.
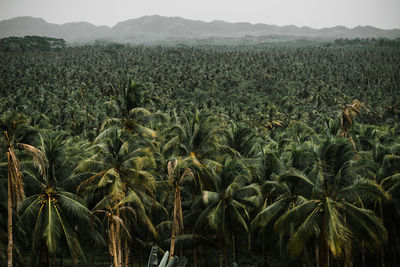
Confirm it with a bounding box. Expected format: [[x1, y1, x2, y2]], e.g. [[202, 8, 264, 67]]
[[1, 0, 399, 29]]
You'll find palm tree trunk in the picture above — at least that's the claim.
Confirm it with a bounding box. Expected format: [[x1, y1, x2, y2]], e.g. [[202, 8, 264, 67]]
[[263, 240, 267, 267], [361, 242, 365, 267], [247, 233, 251, 254], [170, 185, 181, 260], [319, 233, 329, 267], [139, 248, 142, 267], [193, 247, 197, 267], [53, 252, 56, 267], [219, 250, 223, 267], [232, 232, 236, 263], [124, 239, 129, 267], [224, 243, 228, 267], [117, 229, 122, 267], [170, 235, 176, 261], [7, 168, 13, 267], [111, 222, 119, 267], [60, 248, 63, 267], [116, 209, 122, 267], [380, 247, 385, 267]]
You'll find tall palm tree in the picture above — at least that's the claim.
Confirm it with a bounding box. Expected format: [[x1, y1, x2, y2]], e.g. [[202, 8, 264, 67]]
[[0, 112, 46, 267], [166, 158, 195, 260], [196, 157, 260, 267], [252, 138, 388, 267], [77, 128, 158, 267], [163, 109, 230, 162], [162, 109, 231, 193], [18, 130, 95, 265]]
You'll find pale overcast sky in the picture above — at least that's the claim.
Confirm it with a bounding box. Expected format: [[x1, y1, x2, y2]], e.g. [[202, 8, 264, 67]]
[[0, 0, 399, 29]]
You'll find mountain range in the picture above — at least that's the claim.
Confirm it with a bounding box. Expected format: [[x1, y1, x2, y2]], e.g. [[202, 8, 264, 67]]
[[1, 15, 399, 43]]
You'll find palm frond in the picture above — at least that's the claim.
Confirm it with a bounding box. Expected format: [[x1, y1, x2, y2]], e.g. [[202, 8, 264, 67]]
[[342, 202, 387, 250], [339, 178, 389, 202], [18, 143, 48, 180], [275, 199, 319, 234], [202, 190, 220, 204], [324, 197, 352, 258], [44, 200, 62, 254], [251, 198, 289, 230], [287, 204, 320, 256], [58, 191, 92, 223]]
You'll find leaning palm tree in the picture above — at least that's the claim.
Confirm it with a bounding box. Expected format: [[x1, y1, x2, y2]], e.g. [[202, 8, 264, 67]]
[[0, 112, 46, 267]]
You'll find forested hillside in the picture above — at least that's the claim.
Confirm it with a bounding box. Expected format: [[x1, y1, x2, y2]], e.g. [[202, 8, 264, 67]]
[[2, 16, 400, 42], [1, 36, 400, 267]]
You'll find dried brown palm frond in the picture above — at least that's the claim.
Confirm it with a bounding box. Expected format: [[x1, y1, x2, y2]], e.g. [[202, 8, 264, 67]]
[[339, 100, 365, 149], [167, 159, 177, 178], [17, 143, 48, 180], [76, 170, 107, 195], [7, 148, 24, 206]]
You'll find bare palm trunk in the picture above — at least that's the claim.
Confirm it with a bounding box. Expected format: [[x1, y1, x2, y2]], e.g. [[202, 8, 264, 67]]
[[117, 226, 122, 267], [170, 235, 176, 260], [193, 247, 197, 267], [319, 233, 329, 267], [114, 208, 122, 267], [361, 242, 365, 267], [380, 247, 385, 267], [124, 239, 129, 267], [232, 232, 236, 263], [224, 243, 228, 267], [60, 248, 63, 267], [170, 185, 182, 260], [111, 222, 119, 267], [7, 170, 13, 267], [139, 248, 142, 267], [247, 233, 251, 254]]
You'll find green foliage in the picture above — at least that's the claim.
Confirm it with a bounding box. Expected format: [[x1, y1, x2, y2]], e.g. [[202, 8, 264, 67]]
[[1, 38, 400, 266], [0, 36, 66, 52]]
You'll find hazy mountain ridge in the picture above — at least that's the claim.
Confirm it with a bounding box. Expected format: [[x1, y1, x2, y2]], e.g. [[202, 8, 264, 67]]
[[1, 15, 399, 42]]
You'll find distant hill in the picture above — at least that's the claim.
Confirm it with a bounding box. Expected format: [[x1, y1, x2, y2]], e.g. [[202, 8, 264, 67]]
[[1, 15, 399, 43]]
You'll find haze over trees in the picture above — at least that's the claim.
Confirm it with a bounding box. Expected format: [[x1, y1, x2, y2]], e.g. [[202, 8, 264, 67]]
[[1, 34, 400, 267], [1, 16, 400, 43]]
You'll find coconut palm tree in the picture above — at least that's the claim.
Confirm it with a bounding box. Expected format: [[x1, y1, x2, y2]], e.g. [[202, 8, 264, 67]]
[[162, 109, 231, 193], [196, 157, 260, 267], [18, 130, 95, 265], [252, 137, 388, 267], [163, 109, 230, 162], [102, 79, 166, 139], [0, 112, 46, 267], [77, 128, 159, 267], [166, 158, 196, 260]]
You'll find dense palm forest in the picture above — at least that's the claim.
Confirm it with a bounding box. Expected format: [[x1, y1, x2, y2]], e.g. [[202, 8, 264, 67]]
[[1, 36, 400, 267]]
